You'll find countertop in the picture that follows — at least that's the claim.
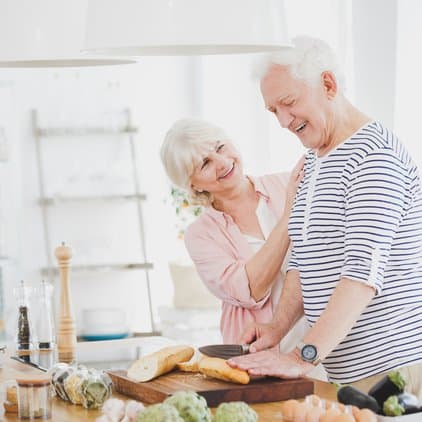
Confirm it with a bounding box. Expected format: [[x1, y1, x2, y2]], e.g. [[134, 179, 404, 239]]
[[0, 345, 336, 421]]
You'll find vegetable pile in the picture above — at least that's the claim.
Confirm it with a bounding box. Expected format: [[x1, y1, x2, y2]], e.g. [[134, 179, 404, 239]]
[[96, 391, 257, 422], [337, 370, 422, 417], [135, 392, 256, 422]]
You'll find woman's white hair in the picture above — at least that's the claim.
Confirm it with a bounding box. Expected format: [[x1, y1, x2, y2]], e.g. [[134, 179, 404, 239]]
[[160, 118, 229, 206], [256, 36, 345, 91]]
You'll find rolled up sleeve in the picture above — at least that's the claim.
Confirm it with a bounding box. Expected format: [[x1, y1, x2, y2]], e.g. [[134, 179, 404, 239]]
[[286, 248, 299, 272], [341, 149, 410, 294], [184, 225, 270, 309]]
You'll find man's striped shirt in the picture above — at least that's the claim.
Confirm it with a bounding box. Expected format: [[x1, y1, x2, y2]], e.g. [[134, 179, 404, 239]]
[[288, 121, 422, 383]]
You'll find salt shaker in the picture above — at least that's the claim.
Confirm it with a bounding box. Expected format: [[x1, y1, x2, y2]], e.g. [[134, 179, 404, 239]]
[[36, 281, 56, 369]]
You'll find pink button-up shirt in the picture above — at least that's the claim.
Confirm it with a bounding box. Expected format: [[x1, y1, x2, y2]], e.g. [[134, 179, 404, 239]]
[[184, 173, 290, 343]]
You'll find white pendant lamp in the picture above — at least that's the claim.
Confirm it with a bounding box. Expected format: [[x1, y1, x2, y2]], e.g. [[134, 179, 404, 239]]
[[84, 0, 290, 56], [0, 0, 134, 67]]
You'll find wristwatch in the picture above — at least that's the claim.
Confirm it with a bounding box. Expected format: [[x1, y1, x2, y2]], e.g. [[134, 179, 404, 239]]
[[296, 341, 321, 365]]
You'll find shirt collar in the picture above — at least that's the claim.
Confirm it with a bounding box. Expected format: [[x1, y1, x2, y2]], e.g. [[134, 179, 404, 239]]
[[203, 175, 270, 227]]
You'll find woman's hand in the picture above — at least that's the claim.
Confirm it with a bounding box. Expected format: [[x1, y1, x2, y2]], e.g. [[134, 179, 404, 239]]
[[238, 321, 284, 353], [284, 155, 306, 215], [228, 349, 314, 379]]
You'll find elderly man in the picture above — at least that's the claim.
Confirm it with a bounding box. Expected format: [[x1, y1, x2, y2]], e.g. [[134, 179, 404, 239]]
[[228, 36, 422, 396]]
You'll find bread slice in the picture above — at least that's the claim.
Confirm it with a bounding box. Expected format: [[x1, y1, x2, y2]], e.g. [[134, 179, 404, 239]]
[[127, 345, 194, 382], [199, 356, 250, 384]]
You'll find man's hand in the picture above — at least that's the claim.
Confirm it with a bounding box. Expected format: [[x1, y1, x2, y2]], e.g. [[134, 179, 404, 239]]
[[228, 349, 314, 379], [239, 321, 283, 353]]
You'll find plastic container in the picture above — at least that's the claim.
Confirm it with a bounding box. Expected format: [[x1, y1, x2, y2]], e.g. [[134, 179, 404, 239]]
[[16, 376, 52, 420]]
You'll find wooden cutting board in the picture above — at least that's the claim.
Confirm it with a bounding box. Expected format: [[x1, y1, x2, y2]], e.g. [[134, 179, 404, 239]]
[[108, 370, 314, 407]]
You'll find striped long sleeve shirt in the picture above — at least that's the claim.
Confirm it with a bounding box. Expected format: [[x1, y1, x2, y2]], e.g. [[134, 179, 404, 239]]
[[288, 121, 422, 383]]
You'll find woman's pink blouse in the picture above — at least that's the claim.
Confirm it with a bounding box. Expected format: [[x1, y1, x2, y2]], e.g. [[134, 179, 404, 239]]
[[184, 173, 290, 343]]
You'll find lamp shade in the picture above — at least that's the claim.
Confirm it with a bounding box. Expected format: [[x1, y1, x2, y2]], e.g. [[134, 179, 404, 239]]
[[84, 0, 290, 56], [0, 0, 134, 67]]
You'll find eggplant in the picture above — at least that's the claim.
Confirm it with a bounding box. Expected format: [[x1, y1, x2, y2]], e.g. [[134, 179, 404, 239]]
[[337, 385, 381, 414], [368, 370, 406, 407], [396, 392, 420, 414]]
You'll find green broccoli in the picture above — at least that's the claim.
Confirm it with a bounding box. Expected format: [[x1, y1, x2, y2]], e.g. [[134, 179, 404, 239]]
[[137, 403, 184, 422], [213, 402, 258, 422], [164, 391, 212, 422], [383, 395, 405, 416]]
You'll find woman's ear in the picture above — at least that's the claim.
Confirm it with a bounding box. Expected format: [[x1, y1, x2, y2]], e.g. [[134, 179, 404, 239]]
[[321, 71, 338, 99], [191, 185, 203, 193]]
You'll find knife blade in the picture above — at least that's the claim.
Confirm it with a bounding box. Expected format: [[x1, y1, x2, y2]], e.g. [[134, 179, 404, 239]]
[[199, 344, 250, 360], [10, 356, 48, 372]]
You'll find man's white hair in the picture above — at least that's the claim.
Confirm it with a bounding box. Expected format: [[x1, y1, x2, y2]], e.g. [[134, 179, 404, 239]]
[[256, 36, 345, 91], [160, 118, 229, 206]]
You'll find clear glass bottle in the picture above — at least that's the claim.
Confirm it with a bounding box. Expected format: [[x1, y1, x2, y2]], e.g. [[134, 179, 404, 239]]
[[16, 376, 52, 420], [13, 280, 34, 362], [36, 280, 56, 369]]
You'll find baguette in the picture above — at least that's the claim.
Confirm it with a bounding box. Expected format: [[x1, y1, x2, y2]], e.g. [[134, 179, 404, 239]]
[[127, 345, 194, 382], [176, 350, 204, 373], [199, 356, 250, 385]]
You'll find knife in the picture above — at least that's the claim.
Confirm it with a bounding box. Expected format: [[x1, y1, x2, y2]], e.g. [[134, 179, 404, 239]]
[[199, 344, 250, 360], [10, 356, 48, 372]]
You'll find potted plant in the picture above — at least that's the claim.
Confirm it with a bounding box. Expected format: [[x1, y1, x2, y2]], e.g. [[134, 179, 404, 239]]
[[168, 186, 219, 309]]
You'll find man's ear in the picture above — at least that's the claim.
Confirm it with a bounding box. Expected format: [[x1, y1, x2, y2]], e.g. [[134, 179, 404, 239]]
[[321, 71, 338, 99]]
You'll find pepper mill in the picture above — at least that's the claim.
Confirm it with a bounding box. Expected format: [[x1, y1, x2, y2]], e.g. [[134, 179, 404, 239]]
[[55, 242, 76, 363]]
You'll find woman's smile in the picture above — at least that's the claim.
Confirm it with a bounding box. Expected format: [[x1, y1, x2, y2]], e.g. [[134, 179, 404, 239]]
[[218, 162, 235, 180]]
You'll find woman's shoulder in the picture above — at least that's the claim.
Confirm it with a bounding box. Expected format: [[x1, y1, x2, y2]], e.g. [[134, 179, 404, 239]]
[[184, 210, 222, 242]]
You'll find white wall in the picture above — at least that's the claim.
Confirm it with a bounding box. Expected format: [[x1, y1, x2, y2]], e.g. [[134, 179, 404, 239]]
[[1, 0, 421, 345], [0, 58, 196, 339], [394, 0, 422, 165]]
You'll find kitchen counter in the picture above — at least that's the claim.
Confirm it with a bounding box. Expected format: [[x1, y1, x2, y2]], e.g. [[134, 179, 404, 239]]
[[0, 358, 337, 421]]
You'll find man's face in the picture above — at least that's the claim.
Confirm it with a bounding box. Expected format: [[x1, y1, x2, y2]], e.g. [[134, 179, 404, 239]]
[[260, 64, 333, 150]]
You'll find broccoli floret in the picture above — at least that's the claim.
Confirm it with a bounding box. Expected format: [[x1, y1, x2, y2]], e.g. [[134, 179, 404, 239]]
[[137, 403, 184, 422], [164, 391, 212, 422], [383, 395, 405, 416], [213, 402, 258, 422]]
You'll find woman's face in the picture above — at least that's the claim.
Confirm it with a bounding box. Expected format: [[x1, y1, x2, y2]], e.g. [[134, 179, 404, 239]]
[[190, 140, 243, 196]]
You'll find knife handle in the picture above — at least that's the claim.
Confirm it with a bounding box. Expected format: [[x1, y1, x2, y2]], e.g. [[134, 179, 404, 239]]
[[241, 344, 250, 354]]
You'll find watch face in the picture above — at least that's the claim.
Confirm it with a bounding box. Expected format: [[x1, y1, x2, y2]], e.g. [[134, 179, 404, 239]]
[[301, 344, 317, 362]]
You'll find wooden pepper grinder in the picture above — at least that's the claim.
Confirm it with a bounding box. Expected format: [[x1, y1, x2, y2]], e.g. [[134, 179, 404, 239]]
[[55, 242, 77, 363]]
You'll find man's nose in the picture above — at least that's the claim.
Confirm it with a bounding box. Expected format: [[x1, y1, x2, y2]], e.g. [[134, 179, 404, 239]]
[[276, 108, 292, 129]]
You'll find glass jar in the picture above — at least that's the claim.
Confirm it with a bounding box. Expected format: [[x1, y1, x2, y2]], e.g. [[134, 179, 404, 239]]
[[16, 376, 52, 420]]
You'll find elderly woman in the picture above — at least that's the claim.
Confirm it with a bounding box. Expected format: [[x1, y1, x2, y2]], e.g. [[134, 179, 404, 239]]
[[228, 36, 422, 398], [160, 118, 308, 353]]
